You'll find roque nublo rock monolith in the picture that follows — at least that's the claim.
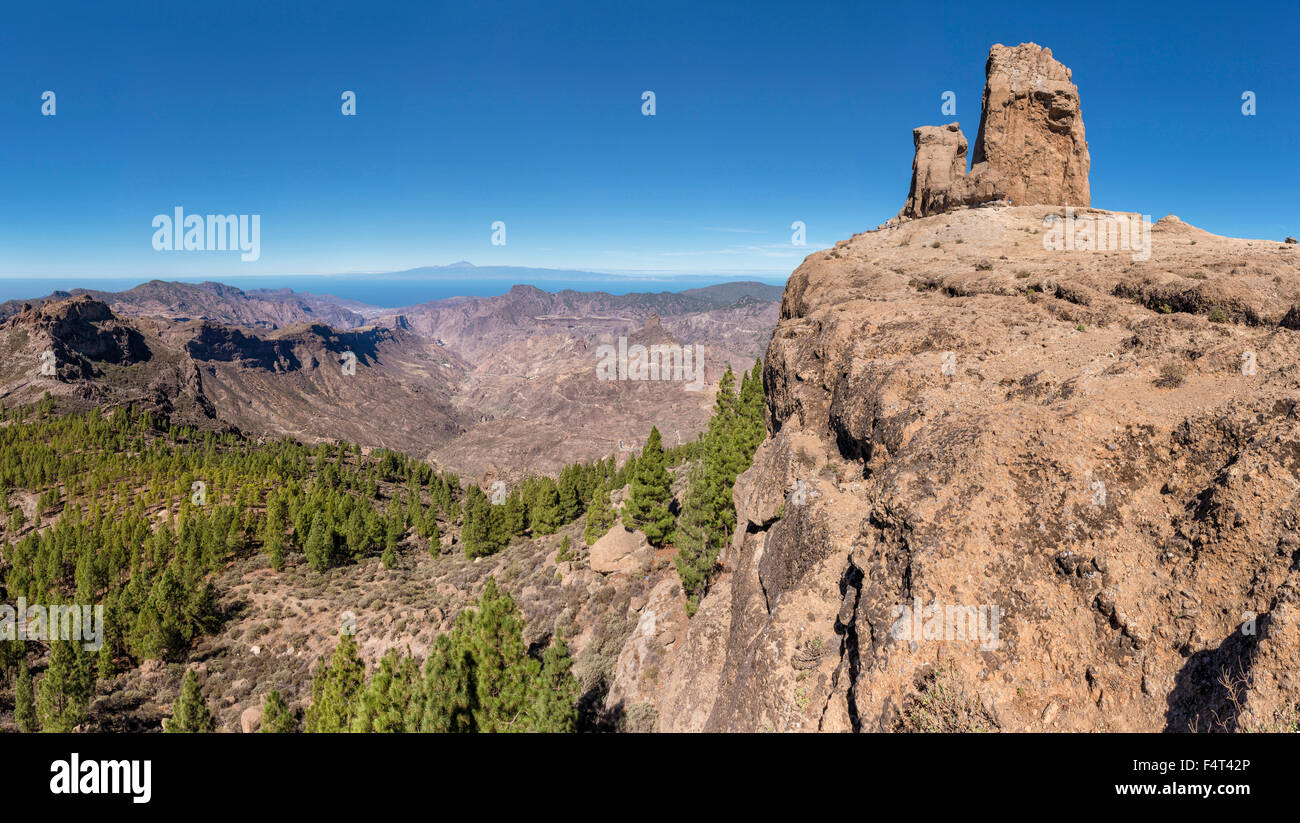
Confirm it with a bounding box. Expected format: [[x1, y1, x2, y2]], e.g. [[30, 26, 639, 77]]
[[900, 42, 1090, 218]]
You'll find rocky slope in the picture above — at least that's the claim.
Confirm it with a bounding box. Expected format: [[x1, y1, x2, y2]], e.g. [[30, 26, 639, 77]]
[[420, 290, 779, 477]]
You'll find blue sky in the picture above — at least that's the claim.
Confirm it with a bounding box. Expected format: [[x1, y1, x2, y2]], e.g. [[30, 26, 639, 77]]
[[2, 0, 1297, 280]]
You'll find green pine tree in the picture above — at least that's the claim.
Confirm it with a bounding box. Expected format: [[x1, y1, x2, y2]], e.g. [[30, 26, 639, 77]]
[[303, 512, 334, 572], [529, 479, 562, 536], [674, 361, 767, 611], [524, 634, 579, 732], [350, 649, 418, 732], [15, 659, 38, 733], [165, 668, 215, 732], [425, 511, 441, 555], [621, 427, 675, 546], [502, 490, 527, 537], [304, 632, 366, 732], [556, 534, 574, 562], [583, 484, 616, 545], [418, 633, 476, 732], [556, 469, 582, 524], [37, 638, 93, 733], [461, 486, 496, 558], [263, 497, 287, 570], [260, 689, 297, 733], [462, 577, 533, 732]]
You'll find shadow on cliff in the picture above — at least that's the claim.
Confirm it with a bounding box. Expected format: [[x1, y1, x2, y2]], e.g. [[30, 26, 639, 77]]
[[1163, 613, 1265, 732]]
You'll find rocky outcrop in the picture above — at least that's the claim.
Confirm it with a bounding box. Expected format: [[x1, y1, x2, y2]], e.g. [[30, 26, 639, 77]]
[[184, 322, 300, 371], [900, 43, 1089, 219], [902, 124, 1010, 219], [656, 205, 1300, 732], [973, 43, 1090, 208], [1, 296, 151, 382], [902, 124, 968, 218]]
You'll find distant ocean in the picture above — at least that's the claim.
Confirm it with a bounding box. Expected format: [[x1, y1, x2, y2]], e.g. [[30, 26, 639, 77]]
[[0, 274, 788, 309]]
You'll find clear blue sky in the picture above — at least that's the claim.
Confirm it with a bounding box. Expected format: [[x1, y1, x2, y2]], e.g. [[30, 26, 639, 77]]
[[2, 0, 1296, 280]]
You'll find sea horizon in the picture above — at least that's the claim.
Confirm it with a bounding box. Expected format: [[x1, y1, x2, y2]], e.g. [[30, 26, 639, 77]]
[[0, 272, 790, 309]]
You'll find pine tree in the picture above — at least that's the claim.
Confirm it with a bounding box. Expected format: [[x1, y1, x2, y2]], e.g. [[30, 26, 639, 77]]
[[556, 534, 574, 562], [525, 634, 579, 732], [15, 659, 38, 732], [384, 509, 405, 553], [674, 361, 767, 611], [96, 598, 119, 680], [425, 510, 441, 556], [487, 501, 509, 550], [350, 649, 418, 732], [461, 486, 495, 558], [304, 632, 366, 732], [166, 668, 215, 732], [673, 463, 720, 609], [462, 577, 533, 731], [37, 638, 93, 733], [529, 479, 562, 536], [583, 484, 616, 545], [345, 508, 372, 558], [419, 634, 476, 732], [556, 468, 582, 524], [303, 512, 333, 572], [502, 490, 526, 537], [621, 427, 675, 546], [263, 496, 287, 570], [260, 689, 297, 733], [738, 361, 767, 453]]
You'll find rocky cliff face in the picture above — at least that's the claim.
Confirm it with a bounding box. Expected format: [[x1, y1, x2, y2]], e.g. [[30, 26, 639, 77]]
[[973, 43, 1091, 208], [0, 296, 150, 389], [901, 43, 1090, 219], [655, 206, 1300, 732]]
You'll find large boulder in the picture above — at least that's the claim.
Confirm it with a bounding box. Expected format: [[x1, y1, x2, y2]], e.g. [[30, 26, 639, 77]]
[[589, 526, 653, 574], [240, 705, 263, 734]]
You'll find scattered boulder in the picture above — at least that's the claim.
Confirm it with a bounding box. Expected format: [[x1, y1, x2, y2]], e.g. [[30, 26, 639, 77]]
[[589, 526, 652, 574], [240, 705, 263, 733]]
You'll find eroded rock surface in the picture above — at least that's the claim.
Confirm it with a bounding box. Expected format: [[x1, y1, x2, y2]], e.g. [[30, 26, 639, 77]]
[[973, 43, 1090, 209]]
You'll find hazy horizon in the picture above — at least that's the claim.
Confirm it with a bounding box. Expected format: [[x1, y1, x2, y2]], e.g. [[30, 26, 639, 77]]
[[0, 264, 791, 308]]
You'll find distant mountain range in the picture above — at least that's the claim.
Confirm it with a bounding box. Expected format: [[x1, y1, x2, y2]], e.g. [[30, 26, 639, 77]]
[[0, 276, 783, 476], [0, 276, 785, 330], [354, 262, 787, 287]]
